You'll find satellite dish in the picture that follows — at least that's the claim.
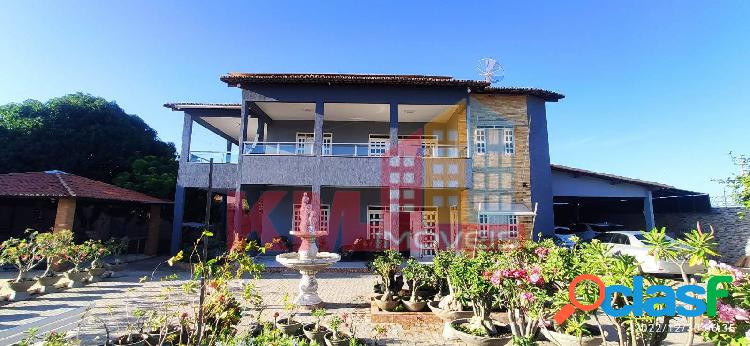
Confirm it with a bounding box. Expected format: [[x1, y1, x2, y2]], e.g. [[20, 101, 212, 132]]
[[478, 58, 504, 85]]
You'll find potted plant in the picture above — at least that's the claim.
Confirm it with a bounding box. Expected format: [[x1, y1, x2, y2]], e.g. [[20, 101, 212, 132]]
[[106, 237, 129, 276], [275, 293, 302, 336], [62, 242, 93, 287], [429, 250, 473, 340], [323, 314, 349, 346], [86, 240, 111, 281], [303, 308, 328, 344], [113, 308, 148, 346], [447, 250, 512, 346], [401, 258, 433, 312], [540, 313, 602, 346], [370, 250, 403, 311], [35, 230, 73, 291], [0, 231, 45, 299]]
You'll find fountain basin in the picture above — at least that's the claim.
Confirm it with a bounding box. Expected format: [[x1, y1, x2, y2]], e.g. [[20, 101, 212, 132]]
[[275, 252, 341, 270], [275, 252, 341, 307]]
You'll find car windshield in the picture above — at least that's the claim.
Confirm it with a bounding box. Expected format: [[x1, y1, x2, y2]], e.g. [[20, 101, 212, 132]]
[[589, 224, 626, 232]]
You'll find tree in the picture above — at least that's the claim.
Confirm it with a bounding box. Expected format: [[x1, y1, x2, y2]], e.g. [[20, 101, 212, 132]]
[[112, 156, 178, 199], [0, 93, 177, 197]]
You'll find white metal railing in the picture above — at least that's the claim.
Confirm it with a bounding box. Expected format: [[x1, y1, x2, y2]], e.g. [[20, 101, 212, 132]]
[[398, 143, 468, 158], [241, 141, 468, 158], [327, 143, 381, 157], [243, 142, 314, 156], [188, 151, 236, 163]]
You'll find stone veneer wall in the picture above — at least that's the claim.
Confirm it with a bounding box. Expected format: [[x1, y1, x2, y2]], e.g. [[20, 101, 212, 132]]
[[654, 207, 750, 265], [460, 94, 534, 251]]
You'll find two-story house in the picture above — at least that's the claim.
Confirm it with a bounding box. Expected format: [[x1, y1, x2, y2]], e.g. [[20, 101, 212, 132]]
[[165, 73, 563, 257]]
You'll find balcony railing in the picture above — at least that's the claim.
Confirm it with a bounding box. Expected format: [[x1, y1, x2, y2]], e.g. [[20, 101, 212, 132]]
[[188, 151, 236, 163], [242, 141, 467, 158], [243, 142, 314, 156]]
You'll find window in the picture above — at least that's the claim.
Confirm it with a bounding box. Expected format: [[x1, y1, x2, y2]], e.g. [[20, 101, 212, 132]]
[[293, 204, 330, 234], [368, 135, 389, 156], [295, 133, 332, 155], [503, 128, 515, 155], [474, 129, 486, 154], [478, 213, 519, 240]]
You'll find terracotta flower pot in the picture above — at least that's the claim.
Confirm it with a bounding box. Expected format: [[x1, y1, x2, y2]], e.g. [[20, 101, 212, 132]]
[[275, 318, 302, 336], [324, 332, 351, 346], [303, 323, 328, 344], [449, 318, 512, 346], [403, 299, 427, 312], [373, 293, 400, 311], [6, 280, 35, 292]]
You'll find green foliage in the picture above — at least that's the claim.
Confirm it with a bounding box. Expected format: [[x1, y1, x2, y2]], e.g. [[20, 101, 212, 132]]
[[643, 226, 718, 278], [36, 230, 74, 276], [0, 93, 176, 197], [311, 308, 327, 331], [717, 153, 750, 216], [83, 239, 111, 268], [112, 155, 177, 199], [0, 231, 45, 281], [369, 250, 404, 295], [402, 258, 433, 302]]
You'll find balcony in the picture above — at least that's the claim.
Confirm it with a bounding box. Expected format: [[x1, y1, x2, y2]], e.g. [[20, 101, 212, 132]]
[[241, 141, 468, 158], [188, 151, 237, 164]]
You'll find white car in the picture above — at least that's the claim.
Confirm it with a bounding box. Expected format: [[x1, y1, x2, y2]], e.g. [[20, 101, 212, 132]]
[[593, 231, 704, 275]]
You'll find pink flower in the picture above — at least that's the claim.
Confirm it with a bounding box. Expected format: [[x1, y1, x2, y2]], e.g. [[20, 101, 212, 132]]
[[490, 271, 503, 286], [735, 307, 750, 321], [521, 292, 535, 302], [534, 247, 550, 259], [701, 318, 715, 331], [717, 301, 736, 324], [527, 267, 544, 285]]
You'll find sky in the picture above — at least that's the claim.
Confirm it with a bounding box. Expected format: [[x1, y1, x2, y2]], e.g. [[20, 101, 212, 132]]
[[0, 1, 748, 202]]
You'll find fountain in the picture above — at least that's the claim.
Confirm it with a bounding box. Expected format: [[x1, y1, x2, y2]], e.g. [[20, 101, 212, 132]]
[[276, 192, 341, 307]]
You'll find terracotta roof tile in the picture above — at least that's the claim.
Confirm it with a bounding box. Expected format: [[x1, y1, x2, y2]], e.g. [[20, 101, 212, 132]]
[[220, 73, 490, 88], [163, 103, 241, 111], [475, 87, 565, 101], [0, 171, 169, 204]]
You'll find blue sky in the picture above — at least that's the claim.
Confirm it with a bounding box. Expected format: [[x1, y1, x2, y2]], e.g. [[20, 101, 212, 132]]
[[0, 1, 748, 201]]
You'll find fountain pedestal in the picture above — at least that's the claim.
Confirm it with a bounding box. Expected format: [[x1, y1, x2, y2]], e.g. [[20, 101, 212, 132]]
[[275, 192, 341, 307], [276, 249, 341, 307]]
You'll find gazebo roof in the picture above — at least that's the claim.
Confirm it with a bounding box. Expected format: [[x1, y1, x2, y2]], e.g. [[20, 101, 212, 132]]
[[0, 171, 169, 204]]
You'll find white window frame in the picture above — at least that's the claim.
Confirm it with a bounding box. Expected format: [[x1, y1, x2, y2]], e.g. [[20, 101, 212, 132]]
[[368, 134, 389, 157], [293, 203, 330, 234], [474, 129, 487, 155], [478, 213, 519, 240], [503, 128, 515, 155], [295, 132, 332, 155]]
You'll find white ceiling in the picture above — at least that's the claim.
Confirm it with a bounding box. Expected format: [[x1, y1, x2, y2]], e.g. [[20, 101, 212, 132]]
[[199, 117, 259, 142], [255, 102, 459, 123]]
